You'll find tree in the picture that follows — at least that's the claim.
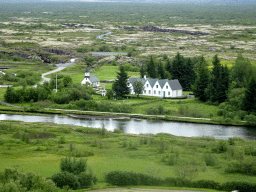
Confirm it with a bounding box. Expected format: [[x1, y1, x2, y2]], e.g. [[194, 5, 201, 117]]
[[112, 66, 129, 98], [242, 77, 256, 112], [157, 61, 165, 79], [4, 86, 15, 103], [165, 58, 172, 75], [192, 56, 209, 101], [140, 64, 146, 78], [133, 80, 144, 98], [63, 75, 73, 87], [183, 57, 196, 91], [206, 55, 230, 103], [171, 52, 185, 81], [231, 54, 253, 88], [146, 55, 157, 78]]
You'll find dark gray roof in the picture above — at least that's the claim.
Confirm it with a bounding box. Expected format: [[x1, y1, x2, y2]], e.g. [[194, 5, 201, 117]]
[[129, 78, 146, 86], [129, 78, 182, 90], [89, 75, 99, 83], [147, 79, 158, 87], [168, 79, 182, 90], [158, 79, 168, 88]]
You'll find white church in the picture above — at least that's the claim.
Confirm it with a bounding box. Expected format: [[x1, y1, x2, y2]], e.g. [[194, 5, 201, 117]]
[[81, 68, 100, 87], [128, 76, 183, 98]]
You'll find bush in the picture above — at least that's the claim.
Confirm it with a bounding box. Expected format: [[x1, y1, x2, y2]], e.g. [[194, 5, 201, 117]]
[[51, 171, 80, 189], [77, 172, 97, 188], [212, 140, 228, 153], [221, 181, 256, 192], [146, 105, 170, 115], [204, 153, 219, 166], [192, 180, 220, 189], [105, 171, 163, 186], [244, 114, 256, 126], [60, 157, 87, 175], [0, 168, 58, 192]]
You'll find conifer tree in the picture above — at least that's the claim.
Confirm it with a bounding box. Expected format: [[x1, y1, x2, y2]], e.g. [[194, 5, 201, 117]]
[[146, 55, 157, 78], [183, 58, 196, 91], [157, 61, 166, 79], [242, 77, 256, 112], [112, 66, 129, 98], [206, 55, 229, 103], [140, 65, 146, 78], [192, 56, 209, 101], [165, 58, 172, 75]]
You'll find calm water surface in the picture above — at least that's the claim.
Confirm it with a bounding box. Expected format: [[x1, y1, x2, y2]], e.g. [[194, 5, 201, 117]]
[[0, 114, 255, 140]]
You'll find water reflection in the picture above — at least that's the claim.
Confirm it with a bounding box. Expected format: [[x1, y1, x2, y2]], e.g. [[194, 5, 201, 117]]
[[0, 114, 255, 140]]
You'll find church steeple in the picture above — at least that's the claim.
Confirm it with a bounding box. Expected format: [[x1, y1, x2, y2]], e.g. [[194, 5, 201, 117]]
[[85, 66, 90, 78]]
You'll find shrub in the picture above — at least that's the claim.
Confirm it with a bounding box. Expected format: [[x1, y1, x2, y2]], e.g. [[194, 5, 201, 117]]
[[77, 172, 97, 188], [105, 171, 162, 186], [0, 168, 58, 192], [212, 140, 228, 153], [51, 171, 80, 189], [191, 180, 220, 189], [204, 153, 219, 166], [221, 181, 256, 192], [164, 177, 191, 187], [60, 157, 87, 175], [244, 114, 256, 126]]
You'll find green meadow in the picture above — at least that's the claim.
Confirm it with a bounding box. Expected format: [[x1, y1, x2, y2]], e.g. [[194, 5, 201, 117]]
[[0, 120, 255, 188]]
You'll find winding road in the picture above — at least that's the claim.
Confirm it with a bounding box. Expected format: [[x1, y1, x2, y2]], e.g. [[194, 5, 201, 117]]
[[34, 62, 76, 87]]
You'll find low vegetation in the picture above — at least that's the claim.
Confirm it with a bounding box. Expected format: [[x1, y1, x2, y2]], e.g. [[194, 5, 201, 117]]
[[0, 121, 256, 191]]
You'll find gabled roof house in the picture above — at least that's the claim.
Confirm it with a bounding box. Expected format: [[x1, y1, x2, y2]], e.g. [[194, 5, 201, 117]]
[[128, 76, 182, 98], [81, 68, 100, 87]]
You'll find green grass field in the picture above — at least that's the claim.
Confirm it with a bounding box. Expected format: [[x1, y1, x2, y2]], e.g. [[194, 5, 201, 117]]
[[0, 121, 255, 186]]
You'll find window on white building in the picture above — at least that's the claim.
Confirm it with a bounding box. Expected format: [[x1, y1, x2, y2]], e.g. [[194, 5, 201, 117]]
[[156, 85, 158, 88], [147, 84, 148, 87], [168, 92, 170, 95], [158, 91, 160, 95], [149, 90, 151, 94], [144, 90, 146, 94], [166, 85, 168, 89], [154, 90, 156, 94]]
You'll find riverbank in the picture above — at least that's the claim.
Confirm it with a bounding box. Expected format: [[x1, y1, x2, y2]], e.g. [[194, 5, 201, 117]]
[[0, 104, 249, 128]]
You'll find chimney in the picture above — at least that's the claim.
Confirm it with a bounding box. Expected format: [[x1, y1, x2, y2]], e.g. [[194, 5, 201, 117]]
[[144, 75, 146, 79]]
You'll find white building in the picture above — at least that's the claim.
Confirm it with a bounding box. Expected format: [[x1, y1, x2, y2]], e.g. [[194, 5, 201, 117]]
[[128, 76, 183, 98], [81, 68, 100, 87]]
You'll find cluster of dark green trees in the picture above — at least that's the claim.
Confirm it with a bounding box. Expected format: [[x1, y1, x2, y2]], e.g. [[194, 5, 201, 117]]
[[140, 53, 196, 91], [192, 54, 256, 113]]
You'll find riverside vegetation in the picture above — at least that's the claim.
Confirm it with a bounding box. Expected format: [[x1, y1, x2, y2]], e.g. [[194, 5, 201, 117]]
[[0, 121, 256, 192]]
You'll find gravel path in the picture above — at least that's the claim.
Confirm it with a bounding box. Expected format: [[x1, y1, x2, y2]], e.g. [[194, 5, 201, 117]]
[[34, 61, 76, 87]]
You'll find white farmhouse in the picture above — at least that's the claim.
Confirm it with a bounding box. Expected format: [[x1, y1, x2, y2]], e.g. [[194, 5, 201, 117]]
[[128, 76, 182, 98], [81, 68, 100, 87]]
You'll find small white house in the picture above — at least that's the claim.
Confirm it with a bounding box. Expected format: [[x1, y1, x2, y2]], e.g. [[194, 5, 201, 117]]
[[81, 68, 100, 87], [128, 76, 182, 98]]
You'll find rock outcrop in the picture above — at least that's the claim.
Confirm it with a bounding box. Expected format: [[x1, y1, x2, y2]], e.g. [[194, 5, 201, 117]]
[[140, 25, 210, 36]]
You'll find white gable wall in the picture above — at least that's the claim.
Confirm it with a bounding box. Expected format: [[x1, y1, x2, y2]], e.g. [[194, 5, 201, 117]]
[[81, 77, 91, 85], [162, 82, 172, 98], [153, 81, 162, 97], [144, 80, 153, 96]]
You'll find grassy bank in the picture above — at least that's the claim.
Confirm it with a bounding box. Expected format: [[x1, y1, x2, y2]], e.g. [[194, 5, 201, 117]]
[[0, 121, 255, 190]]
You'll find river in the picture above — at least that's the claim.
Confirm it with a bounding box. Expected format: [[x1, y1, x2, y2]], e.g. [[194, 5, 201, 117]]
[[0, 114, 255, 141]]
